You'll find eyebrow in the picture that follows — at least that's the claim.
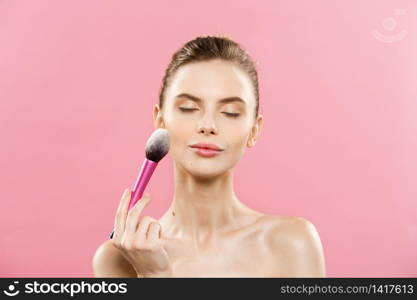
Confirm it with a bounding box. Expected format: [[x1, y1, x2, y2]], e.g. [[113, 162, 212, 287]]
[[175, 93, 246, 105]]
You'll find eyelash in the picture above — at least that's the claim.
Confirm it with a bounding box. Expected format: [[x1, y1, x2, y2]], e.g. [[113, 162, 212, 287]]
[[179, 107, 240, 118]]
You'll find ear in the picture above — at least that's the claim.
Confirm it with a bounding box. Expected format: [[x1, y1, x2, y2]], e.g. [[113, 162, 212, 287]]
[[153, 104, 166, 129], [247, 114, 264, 148]]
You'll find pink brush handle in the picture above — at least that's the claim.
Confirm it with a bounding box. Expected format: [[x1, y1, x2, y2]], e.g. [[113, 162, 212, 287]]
[[128, 158, 158, 210]]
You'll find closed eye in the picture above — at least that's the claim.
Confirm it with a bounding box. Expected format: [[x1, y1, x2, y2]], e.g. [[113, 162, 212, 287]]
[[223, 112, 240, 118], [179, 108, 198, 112], [179, 108, 240, 118]]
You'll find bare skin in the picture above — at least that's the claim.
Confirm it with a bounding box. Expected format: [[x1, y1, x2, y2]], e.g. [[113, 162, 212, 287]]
[[158, 213, 326, 277], [94, 210, 326, 277], [92, 59, 326, 277]]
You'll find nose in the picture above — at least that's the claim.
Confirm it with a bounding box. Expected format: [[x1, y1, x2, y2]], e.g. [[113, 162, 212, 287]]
[[197, 115, 218, 136]]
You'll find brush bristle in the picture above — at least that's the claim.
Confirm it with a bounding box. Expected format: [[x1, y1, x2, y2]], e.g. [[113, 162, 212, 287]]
[[145, 128, 170, 162]]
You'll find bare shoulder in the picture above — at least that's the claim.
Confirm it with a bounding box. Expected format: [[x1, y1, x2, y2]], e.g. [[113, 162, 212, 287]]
[[260, 215, 326, 277], [261, 215, 321, 239], [92, 240, 137, 278]]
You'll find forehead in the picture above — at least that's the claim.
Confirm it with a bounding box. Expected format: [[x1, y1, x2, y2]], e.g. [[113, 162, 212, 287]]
[[165, 59, 255, 105]]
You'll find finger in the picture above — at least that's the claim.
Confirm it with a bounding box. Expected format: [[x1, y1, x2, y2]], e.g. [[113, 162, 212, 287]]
[[113, 188, 132, 240], [124, 196, 152, 241], [146, 222, 162, 243], [134, 215, 158, 246]]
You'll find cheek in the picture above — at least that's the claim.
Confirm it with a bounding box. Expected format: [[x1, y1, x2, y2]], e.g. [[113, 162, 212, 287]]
[[165, 124, 192, 157], [166, 112, 196, 135], [230, 135, 250, 152], [219, 134, 250, 165], [224, 123, 251, 146]]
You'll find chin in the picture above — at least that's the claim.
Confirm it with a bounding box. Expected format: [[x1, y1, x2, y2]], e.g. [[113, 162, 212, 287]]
[[189, 171, 226, 181], [184, 161, 228, 178]]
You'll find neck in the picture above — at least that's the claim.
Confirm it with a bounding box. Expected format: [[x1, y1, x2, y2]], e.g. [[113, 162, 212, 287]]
[[159, 161, 250, 246]]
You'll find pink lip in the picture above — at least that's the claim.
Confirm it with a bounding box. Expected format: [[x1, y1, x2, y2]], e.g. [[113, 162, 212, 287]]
[[190, 146, 223, 157], [189, 143, 224, 151]]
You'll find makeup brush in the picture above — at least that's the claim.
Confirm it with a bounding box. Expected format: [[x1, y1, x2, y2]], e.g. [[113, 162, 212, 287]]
[[109, 128, 170, 239]]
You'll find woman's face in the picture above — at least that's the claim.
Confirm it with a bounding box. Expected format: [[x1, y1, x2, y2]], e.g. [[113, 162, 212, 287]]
[[154, 59, 263, 179]]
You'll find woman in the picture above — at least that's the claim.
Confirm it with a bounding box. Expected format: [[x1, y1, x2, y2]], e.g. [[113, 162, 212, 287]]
[[92, 35, 326, 277]]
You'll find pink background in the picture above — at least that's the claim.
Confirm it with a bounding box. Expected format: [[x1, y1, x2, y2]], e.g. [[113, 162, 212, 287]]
[[0, 0, 416, 277]]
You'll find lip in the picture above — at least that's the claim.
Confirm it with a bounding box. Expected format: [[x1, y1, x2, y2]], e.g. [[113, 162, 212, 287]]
[[189, 143, 224, 158], [189, 143, 224, 151]]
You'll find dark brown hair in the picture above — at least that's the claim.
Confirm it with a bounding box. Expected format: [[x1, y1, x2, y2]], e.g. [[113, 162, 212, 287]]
[[158, 35, 260, 118]]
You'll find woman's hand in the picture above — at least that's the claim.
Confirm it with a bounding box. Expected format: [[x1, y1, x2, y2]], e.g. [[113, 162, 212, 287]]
[[111, 188, 172, 277]]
